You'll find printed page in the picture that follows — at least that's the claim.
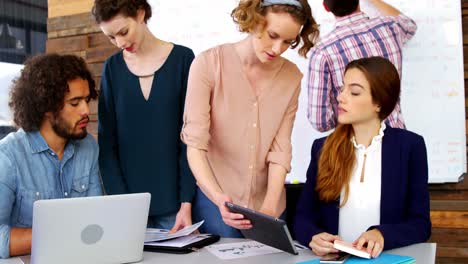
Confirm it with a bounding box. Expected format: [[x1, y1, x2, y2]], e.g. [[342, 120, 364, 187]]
[[206, 240, 282, 260]]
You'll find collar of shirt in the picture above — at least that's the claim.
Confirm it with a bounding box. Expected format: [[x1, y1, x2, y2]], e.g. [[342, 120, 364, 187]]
[[334, 11, 370, 29], [26, 129, 76, 160], [351, 121, 386, 153]]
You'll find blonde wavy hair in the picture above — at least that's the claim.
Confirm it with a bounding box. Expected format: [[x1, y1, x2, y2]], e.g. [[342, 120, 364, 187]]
[[231, 0, 319, 57]]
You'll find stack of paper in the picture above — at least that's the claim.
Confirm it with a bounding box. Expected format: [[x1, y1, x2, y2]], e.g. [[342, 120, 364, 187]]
[[145, 233, 212, 248], [144, 220, 204, 243]]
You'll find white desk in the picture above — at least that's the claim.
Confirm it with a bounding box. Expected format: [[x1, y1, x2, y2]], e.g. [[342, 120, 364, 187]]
[[1, 239, 436, 264], [140, 239, 436, 264]]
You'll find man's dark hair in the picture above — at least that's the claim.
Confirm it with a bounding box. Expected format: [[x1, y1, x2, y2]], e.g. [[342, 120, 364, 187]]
[[324, 0, 359, 17], [9, 54, 97, 131], [92, 0, 152, 23]]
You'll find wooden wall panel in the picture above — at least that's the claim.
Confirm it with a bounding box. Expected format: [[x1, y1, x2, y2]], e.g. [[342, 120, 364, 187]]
[[46, 35, 88, 53], [430, 228, 468, 248], [430, 211, 468, 229], [48, 0, 93, 18]]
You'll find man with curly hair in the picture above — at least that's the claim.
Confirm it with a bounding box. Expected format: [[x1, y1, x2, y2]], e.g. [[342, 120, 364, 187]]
[[0, 54, 103, 259]]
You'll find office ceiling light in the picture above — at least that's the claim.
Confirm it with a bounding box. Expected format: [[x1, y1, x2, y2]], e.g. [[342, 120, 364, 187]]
[[0, 23, 22, 49]]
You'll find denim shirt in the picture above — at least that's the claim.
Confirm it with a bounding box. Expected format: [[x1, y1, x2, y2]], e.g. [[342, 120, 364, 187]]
[[0, 129, 103, 258]]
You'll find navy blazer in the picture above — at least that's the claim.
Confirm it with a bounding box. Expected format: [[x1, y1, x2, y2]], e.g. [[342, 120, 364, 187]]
[[294, 127, 431, 250]]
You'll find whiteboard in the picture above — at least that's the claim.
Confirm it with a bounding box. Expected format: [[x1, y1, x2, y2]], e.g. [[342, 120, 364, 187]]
[[0, 62, 23, 126], [148, 0, 466, 183]]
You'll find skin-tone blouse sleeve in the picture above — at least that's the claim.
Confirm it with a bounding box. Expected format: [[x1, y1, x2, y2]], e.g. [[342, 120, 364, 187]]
[[181, 51, 214, 150], [266, 82, 301, 172]]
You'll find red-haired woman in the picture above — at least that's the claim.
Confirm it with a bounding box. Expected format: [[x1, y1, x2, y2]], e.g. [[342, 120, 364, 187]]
[[294, 57, 431, 258]]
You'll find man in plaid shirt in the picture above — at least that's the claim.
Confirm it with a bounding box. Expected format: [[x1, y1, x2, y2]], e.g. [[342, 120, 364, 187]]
[[308, 0, 417, 132]]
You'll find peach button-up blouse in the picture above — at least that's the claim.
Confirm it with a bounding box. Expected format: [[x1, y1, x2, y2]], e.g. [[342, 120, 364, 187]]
[[181, 44, 302, 213]]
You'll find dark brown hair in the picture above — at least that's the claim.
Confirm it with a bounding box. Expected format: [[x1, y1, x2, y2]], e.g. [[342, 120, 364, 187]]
[[231, 0, 319, 57], [92, 0, 152, 23], [316, 57, 400, 205], [347, 57, 401, 121], [9, 54, 97, 131], [324, 0, 359, 17]]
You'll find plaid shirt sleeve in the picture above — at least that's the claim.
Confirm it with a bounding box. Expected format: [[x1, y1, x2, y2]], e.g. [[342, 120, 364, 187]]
[[307, 49, 336, 132], [393, 13, 418, 45]]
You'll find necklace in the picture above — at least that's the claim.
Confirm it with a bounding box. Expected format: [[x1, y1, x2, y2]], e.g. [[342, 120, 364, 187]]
[[136, 73, 155, 78]]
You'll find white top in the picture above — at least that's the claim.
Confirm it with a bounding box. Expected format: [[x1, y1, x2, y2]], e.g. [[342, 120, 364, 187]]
[[338, 123, 385, 242]]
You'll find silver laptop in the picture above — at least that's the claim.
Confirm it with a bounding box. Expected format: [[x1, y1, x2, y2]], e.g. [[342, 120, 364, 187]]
[[31, 193, 151, 264]]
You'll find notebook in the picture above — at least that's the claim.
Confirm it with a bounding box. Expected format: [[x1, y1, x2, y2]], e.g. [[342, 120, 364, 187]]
[[333, 240, 371, 259]]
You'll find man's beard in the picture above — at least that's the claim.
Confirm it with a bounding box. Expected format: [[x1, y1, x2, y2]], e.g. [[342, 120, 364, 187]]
[[51, 114, 88, 140]]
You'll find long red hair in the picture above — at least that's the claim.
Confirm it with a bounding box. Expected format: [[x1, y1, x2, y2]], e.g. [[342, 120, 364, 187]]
[[315, 57, 401, 206]]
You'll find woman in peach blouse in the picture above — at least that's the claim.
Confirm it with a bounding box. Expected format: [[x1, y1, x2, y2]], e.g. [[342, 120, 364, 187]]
[[181, 0, 319, 237]]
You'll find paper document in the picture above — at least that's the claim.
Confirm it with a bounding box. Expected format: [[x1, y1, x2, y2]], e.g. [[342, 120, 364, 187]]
[[145, 234, 211, 248], [207, 240, 282, 260], [145, 220, 204, 242]]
